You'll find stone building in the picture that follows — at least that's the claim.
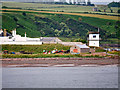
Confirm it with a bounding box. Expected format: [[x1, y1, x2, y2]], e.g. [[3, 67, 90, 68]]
[[70, 44, 90, 54]]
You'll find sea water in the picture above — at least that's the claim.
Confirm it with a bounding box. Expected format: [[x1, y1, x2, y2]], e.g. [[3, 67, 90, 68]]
[[2, 65, 118, 88]]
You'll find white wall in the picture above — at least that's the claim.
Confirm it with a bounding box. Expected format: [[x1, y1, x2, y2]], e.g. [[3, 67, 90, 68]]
[[60, 42, 83, 46], [1, 42, 42, 45], [89, 34, 99, 40], [89, 41, 99, 47], [13, 35, 27, 42], [0, 37, 9, 42], [13, 37, 27, 42], [27, 38, 40, 41]]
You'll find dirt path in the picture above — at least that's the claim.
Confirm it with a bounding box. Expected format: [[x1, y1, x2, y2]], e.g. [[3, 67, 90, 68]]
[[2, 9, 119, 20]]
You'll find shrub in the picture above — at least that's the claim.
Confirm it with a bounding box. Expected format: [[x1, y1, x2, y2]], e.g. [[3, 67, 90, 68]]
[[2, 6, 8, 8], [95, 47, 105, 52]]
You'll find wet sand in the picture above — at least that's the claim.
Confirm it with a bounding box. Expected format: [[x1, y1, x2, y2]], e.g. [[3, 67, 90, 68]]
[[1, 57, 119, 67]]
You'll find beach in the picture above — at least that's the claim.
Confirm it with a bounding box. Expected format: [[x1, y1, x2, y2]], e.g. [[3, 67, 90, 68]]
[[2, 57, 119, 88], [1, 57, 119, 67]]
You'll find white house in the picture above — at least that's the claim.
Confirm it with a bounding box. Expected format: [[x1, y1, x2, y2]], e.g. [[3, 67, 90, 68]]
[[11, 29, 27, 42], [0, 29, 42, 45], [88, 32, 99, 47]]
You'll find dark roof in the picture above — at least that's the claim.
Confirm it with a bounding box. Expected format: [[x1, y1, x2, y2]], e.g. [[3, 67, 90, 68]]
[[0, 32, 12, 37], [40, 37, 58, 42]]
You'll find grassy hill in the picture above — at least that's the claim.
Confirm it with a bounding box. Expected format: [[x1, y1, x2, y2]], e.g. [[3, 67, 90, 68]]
[[2, 9, 120, 43]]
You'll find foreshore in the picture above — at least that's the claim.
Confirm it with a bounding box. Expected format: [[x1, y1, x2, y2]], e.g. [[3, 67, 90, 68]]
[[1, 57, 119, 67]]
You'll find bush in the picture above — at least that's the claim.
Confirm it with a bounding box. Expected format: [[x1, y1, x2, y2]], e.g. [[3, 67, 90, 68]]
[[108, 51, 120, 56], [108, 2, 120, 7], [2, 6, 8, 8], [72, 38, 87, 43], [118, 9, 120, 13], [95, 47, 105, 52]]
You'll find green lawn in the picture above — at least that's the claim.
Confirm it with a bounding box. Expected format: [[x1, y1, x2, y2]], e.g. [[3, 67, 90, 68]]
[[2, 44, 70, 54]]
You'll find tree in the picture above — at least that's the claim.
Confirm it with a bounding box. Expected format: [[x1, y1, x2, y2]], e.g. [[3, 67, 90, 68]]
[[78, 17, 82, 21], [98, 10, 101, 12], [22, 12, 26, 16], [108, 2, 120, 7], [118, 9, 120, 13], [2, 6, 8, 8], [75, 33, 80, 36], [73, 38, 87, 43]]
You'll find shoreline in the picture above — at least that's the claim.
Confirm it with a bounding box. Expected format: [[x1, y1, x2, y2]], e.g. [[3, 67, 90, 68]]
[[1, 57, 119, 67]]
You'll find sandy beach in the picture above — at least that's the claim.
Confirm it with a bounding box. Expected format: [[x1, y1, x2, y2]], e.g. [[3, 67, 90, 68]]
[[1, 57, 119, 67]]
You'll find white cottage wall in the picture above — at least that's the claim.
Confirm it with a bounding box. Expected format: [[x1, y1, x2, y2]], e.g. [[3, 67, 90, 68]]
[[89, 33, 99, 47], [89, 41, 99, 47]]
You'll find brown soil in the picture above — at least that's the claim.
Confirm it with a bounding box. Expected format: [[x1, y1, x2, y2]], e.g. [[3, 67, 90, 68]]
[[1, 57, 119, 67]]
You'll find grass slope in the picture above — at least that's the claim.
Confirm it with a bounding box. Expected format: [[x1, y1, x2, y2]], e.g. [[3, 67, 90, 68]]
[[2, 10, 119, 42], [2, 44, 70, 54]]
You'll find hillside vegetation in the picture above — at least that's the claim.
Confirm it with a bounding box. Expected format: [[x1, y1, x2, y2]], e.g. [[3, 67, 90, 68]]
[[2, 10, 120, 42], [108, 2, 120, 7]]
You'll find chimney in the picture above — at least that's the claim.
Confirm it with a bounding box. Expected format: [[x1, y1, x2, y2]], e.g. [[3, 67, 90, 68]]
[[15, 28, 16, 36], [4, 29, 7, 37], [25, 32, 26, 38], [98, 28, 100, 33], [0, 29, 3, 34], [12, 30, 14, 36], [40, 37, 43, 40]]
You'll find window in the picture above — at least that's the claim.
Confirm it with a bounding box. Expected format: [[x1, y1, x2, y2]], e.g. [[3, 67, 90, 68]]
[[93, 35, 96, 38]]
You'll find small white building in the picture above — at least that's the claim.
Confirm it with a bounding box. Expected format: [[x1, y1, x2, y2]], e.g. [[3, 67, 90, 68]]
[[0, 29, 42, 45], [88, 32, 99, 47]]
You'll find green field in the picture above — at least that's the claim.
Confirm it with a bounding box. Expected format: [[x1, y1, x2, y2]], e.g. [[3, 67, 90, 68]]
[[2, 54, 105, 58], [2, 2, 119, 15], [2, 44, 70, 54], [2, 44, 119, 58], [2, 44, 105, 58]]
